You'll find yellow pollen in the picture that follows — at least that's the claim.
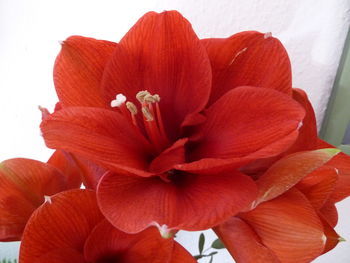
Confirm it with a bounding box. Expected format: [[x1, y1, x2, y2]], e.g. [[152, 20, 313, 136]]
[[126, 101, 138, 115], [153, 94, 160, 102], [136, 90, 150, 103], [142, 107, 154, 121]]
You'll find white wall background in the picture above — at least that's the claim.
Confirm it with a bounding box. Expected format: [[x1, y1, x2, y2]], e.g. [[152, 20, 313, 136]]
[[0, 0, 349, 262]]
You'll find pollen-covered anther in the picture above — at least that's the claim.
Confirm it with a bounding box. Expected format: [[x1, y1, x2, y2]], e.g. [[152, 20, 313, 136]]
[[126, 101, 138, 115], [142, 107, 154, 121], [264, 32, 272, 39], [144, 94, 161, 104], [111, 94, 127, 108], [136, 90, 151, 104]]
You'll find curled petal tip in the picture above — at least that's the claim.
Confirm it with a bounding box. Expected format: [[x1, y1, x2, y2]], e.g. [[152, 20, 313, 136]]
[[44, 195, 52, 204], [38, 105, 50, 120], [264, 32, 272, 39], [152, 222, 174, 239], [339, 237, 346, 242], [321, 148, 341, 156]]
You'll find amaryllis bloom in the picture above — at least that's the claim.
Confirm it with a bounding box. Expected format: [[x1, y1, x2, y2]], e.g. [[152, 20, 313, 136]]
[[40, 11, 307, 233], [215, 148, 349, 263], [20, 189, 196, 263], [0, 152, 82, 241]]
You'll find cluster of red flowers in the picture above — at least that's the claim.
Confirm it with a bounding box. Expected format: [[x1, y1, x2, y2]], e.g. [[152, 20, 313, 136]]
[[1, 10, 350, 263]]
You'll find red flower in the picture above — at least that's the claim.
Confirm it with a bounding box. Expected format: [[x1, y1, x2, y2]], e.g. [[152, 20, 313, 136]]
[[214, 148, 344, 263], [0, 153, 81, 241], [40, 11, 306, 234], [19, 189, 196, 263]]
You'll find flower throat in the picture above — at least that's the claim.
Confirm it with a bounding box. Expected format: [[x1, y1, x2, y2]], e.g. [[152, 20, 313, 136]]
[[111, 90, 170, 153]]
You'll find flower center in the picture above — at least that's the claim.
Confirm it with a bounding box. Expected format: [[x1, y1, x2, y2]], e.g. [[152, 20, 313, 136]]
[[111, 91, 170, 153]]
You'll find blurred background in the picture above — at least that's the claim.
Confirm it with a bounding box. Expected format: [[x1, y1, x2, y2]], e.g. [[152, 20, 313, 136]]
[[1, 0, 349, 262]]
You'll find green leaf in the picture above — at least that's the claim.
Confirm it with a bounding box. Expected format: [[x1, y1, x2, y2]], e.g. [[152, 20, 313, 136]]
[[211, 238, 225, 249], [198, 233, 205, 254]]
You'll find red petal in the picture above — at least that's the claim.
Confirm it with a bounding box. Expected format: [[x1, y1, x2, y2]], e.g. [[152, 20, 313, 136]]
[[326, 152, 350, 203], [48, 150, 82, 189], [97, 170, 257, 233], [211, 87, 319, 177], [254, 149, 339, 206], [19, 189, 104, 263], [70, 156, 107, 190], [202, 31, 291, 105], [179, 86, 305, 173], [0, 158, 67, 241], [149, 138, 187, 173], [101, 11, 211, 140], [84, 220, 195, 262], [296, 166, 338, 209], [319, 214, 342, 254], [319, 201, 338, 227], [288, 88, 318, 151], [169, 243, 197, 263], [240, 189, 325, 263], [40, 107, 154, 177], [54, 36, 116, 108], [316, 140, 350, 203], [35, 249, 85, 263], [214, 217, 280, 263]]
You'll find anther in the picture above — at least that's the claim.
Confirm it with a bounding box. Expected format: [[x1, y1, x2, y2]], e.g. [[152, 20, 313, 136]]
[[111, 94, 126, 107], [142, 107, 154, 121], [153, 94, 160, 102], [126, 101, 138, 115], [136, 90, 150, 104], [144, 94, 159, 104]]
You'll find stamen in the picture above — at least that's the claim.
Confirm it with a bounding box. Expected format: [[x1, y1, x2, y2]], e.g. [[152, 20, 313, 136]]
[[144, 94, 157, 103], [153, 94, 160, 102], [111, 94, 126, 107], [142, 107, 154, 121], [144, 94, 161, 104], [136, 90, 150, 104], [126, 101, 137, 115]]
